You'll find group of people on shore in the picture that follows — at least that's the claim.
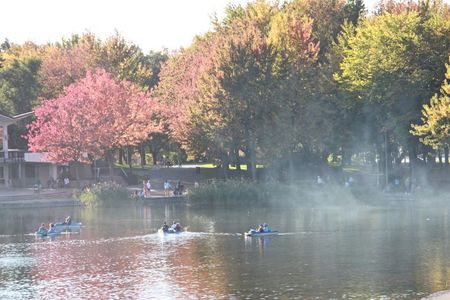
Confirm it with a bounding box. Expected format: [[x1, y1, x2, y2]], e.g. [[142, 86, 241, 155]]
[[162, 180, 185, 196], [132, 179, 186, 199]]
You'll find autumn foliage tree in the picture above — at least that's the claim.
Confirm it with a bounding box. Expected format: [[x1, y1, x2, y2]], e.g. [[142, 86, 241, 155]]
[[27, 69, 160, 177], [157, 1, 320, 179], [157, 36, 217, 158], [39, 36, 97, 99]]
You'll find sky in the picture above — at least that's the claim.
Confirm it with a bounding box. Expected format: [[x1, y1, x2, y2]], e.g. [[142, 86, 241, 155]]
[[0, 0, 442, 53]]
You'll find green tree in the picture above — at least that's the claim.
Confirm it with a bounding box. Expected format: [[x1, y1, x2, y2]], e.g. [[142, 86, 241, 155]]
[[95, 32, 153, 90], [0, 58, 41, 149], [0, 58, 41, 115], [411, 59, 450, 164], [335, 11, 450, 171]]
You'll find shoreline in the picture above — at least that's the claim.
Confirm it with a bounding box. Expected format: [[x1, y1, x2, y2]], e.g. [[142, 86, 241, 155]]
[[0, 187, 187, 209], [0, 188, 78, 208]]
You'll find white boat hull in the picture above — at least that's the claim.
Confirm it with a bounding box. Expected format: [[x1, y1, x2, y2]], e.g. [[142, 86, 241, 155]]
[[244, 231, 279, 237]]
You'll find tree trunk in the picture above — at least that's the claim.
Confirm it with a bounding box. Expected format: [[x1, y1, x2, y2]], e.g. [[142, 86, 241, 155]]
[[222, 152, 229, 180], [235, 148, 241, 173], [139, 144, 146, 167], [376, 142, 383, 188], [73, 161, 80, 181], [151, 151, 158, 166], [118, 149, 124, 165], [444, 144, 449, 167], [93, 159, 98, 182], [438, 149, 443, 165], [127, 146, 133, 175], [248, 132, 257, 181], [384, 131, 391, 187], [407, 141, 417, 193], [107, 150, 114, 178]]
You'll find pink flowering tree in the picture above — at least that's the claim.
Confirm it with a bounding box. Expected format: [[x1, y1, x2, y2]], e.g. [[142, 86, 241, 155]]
[[27, 69, 161, 178]]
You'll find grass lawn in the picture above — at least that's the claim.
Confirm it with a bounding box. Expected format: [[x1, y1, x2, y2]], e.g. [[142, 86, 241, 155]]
[[115, 163, 264, 170], [200, 164, 264, 170], [115, 163, 153, 169]]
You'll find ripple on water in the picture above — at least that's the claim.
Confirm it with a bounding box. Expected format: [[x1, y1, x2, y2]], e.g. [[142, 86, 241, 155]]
[[0, 231, 215, 299], [0, 255, 35, 269]]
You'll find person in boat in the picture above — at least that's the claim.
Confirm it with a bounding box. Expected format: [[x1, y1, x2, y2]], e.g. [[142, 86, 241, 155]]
[[161, 222, 169, 232], [257, 224, 264, 233], [170, 221, 177, 231], [170, 221, 183, 232], [48, 223, 56, 234], [37, 223, 48, 235], [63, 216, 71, 225], [263, 223, 271, 233]]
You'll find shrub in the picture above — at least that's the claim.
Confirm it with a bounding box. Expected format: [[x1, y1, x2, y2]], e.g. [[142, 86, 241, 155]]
[[188, 179, 281, 206], [75, 181, 130, 207]]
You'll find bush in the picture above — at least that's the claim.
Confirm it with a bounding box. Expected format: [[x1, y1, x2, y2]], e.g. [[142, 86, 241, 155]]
[[75, 181, 130, 207], [188, 179, 281, 206]]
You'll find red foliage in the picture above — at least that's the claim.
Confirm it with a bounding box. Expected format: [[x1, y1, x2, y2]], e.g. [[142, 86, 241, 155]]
[[27, 69, 160, 163], [157, 38, 217, 145]]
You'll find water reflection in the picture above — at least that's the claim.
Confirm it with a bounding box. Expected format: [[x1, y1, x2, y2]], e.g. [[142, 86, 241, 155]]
[[244, 236, 275, 258], [1, 203, 450, 298]]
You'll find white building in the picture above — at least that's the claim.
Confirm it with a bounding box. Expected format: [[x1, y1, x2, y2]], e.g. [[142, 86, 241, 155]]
[[0, 111, 59, 188]]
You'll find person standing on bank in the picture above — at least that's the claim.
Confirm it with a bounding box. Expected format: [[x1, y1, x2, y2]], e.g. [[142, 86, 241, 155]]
[[146, 179, 151, 197], [164, 180, 171, 197]]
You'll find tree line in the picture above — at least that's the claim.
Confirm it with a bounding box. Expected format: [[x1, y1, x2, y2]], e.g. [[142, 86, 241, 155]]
[[1, 0, 450, 185]]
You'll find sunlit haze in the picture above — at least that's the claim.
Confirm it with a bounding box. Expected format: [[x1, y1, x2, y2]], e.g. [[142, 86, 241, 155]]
[[1, 0, 385, 52]]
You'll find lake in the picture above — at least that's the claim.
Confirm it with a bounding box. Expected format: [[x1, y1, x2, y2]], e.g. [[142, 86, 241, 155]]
[[1, 201, 449, 299]]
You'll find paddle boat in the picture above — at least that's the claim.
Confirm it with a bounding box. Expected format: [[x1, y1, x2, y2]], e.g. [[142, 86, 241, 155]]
[[35, 230, 59, 237], [158, 228, 183, 235], [244, 230, 279, 237], [244, 223, 278, 237], [158, 222, 183, 235], [35, 224, 59, 237], [53, 222, 82, 232], [35, 223, 59, 237]]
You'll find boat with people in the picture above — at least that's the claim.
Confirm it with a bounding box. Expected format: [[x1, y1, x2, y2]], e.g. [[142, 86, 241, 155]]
[[158, 221, 184, 235], [35, 230, 60, 237], [35, 223, 59, 237], [244, 223, 278, 237], [158, 228, 184, 235], [53, 222, 82, 231], [53, 216, 82, 232]]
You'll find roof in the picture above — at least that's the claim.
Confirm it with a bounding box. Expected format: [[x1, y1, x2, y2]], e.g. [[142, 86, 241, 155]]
[[0, 111, 34, 125]]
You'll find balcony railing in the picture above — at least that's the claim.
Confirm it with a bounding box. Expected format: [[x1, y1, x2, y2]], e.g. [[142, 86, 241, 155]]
[[0, 150, 25, 163]]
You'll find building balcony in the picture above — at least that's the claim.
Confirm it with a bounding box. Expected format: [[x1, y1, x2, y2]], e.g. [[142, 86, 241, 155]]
[[0, 150, 25, 163]]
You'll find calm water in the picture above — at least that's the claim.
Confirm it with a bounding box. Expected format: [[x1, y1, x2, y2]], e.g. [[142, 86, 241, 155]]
[[1, 201, 450, 299]]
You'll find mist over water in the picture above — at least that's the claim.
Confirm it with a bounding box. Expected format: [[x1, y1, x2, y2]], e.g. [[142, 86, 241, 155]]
[[1, 201, 450, 299]]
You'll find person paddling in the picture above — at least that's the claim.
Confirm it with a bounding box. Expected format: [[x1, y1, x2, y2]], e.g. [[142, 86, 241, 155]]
[[161, 222, 169, 232], [170, 221, 183, 232], [257, 224, 264, 233], [48, 223, 56, 234], [63, 216, 71, 225], [37, 223, 48, 235]]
